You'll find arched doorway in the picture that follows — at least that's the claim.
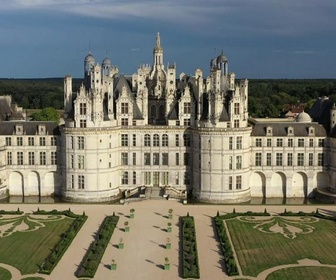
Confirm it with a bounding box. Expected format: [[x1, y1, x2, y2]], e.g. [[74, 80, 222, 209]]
[[270, 172, 286, 198], [9, 172, 24, 196], [292, 172, 308, 197], [250, 172, 266, 197], [27, 171, 40, 196]]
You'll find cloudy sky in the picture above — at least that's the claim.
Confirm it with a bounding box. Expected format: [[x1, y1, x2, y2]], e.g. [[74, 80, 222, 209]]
[[0, 0, 335, 78]]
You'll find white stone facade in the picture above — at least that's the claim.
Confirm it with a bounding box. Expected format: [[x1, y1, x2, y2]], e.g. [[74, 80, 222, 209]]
[[0, 33, 334, 203]]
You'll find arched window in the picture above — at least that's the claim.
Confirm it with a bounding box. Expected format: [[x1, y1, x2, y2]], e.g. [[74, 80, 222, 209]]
[[153, 134, 160, 146], [144, 134, 151, 147], [162, 134, 168, 146]]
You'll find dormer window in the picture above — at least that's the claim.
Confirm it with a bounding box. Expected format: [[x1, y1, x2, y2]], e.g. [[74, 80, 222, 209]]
[[287, 126, 294, 136], [266, 126, 273, 136], [15, 125, 23, 135], [308, 126, 315, 136], [38, 125, 46, 135]]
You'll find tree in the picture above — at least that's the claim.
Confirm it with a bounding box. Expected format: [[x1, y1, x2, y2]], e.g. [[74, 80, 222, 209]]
[[30, 107, 60, 123]]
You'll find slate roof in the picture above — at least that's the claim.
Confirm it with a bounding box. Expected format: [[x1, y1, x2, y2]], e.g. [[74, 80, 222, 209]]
[[0, 121, 61, 135], [251, 122, 327, 137]]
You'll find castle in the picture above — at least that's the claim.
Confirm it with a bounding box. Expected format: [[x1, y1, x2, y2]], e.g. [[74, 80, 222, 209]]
[[0, 33, 334, 203]]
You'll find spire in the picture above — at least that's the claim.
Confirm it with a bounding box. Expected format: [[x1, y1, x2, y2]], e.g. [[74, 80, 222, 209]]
[[156, 32, 161, 48]]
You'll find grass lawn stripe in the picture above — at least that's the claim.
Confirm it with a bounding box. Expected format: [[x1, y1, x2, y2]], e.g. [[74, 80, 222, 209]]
[[0, 216, 73, 275], [266, 266, 336, 280], [227, 217, 336, 277]]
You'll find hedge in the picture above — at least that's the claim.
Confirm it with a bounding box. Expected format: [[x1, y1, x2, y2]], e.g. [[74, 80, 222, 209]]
[[181, 215, 200, 279], [38, 209, 87, 274], [214, 216, 239, 276], [76, 214, 119, 278]]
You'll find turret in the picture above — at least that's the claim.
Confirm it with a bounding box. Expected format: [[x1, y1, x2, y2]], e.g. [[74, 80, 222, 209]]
[[64, 75, 73, 117]]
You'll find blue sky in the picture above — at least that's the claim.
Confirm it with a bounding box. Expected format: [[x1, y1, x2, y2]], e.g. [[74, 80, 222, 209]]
[[0, 0, 336, 79]]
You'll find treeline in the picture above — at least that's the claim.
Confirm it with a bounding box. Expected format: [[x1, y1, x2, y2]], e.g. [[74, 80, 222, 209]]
[[1, 78, 336, 118]]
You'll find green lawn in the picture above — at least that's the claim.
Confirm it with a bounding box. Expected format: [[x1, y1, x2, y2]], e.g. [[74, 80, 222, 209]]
[[226, 216, 336, 277], [266, 266, 336, 280], [0, 215, 73, 275], [0, 267, 11, 280]]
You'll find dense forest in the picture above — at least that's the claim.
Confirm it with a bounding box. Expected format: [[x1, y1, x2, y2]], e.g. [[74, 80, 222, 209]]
[[0, 78, 336, 118]]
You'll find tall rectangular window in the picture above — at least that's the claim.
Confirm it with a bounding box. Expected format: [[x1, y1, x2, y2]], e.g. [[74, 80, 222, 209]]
[[144, 134, 151, 146], [318, 139, 324, 147], [309, 153, 313, 166], [175, 134, 179, 146], [267, 138, 272, 147], [144, 153, 150, 165], [229, 137, 233, 150], [236, 175, 242, 189], [153, 134, 160, 146], [184, 153, 190, 166], [176, 153, 179, 165], [29, 152, 35, 165], [7, 152, 12, 165], [276, 153, 283, 166], [40, 152, 46, 165], [298, 138, 304, 147], [80, 103, 87, 115], [132, 134, 136, 146], [183, 134, 191, 147], [287, 153, 293, 166], [51, 137, 57, 146], [121, 102, 129, 114], [121, 172, 128, 185], [236, 136, 242, 149], [153, 153, 159, 165], [133, 171, 136, 185], [318, 153, 324, 166], [184, 171, 190, 185], [121, 152, 128, 165], [229, 176, 232, 190], [121, 134, 128, 146], [144, 172, 151, 185], [17, 137, 23, 146], [288, 139, 293, 147], [234, 120, 239, 128], [236, 155, 242, 169], [162, 153, 168, 165], [276, 139, 283, 147], [133, 153, 136, 165], [255, 153, 262, 166], [78, 175, 85, 189], [229, 156, 233, 169], [51, 151, 57, 165], [175, 172, 179, 185], [309, 139, 314, 147], [183, 118, 191, 126], [80, 120, 87, 128], [183, 102, 191, 114], [266, 153, 272, 166], [70, 175, 74, 189], [256, 138, 262, 147], [162, 134, 168, 146], [5, 137, 11, 146], [78, 155, 85, 169], [17, 152, 23, 165], [234, 103, 240, 114], [70, 136, 74, 149], [70, 155, 74, 168], [40, 137, 46, 146], [78, 136, 84, 149], [297, 153, 304, 166], [162, 172, 169, 185]]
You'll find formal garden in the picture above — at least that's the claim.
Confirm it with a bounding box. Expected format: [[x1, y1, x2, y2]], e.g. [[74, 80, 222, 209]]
[[1, 205, 336, 279], [215, 209, 336, 279]]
